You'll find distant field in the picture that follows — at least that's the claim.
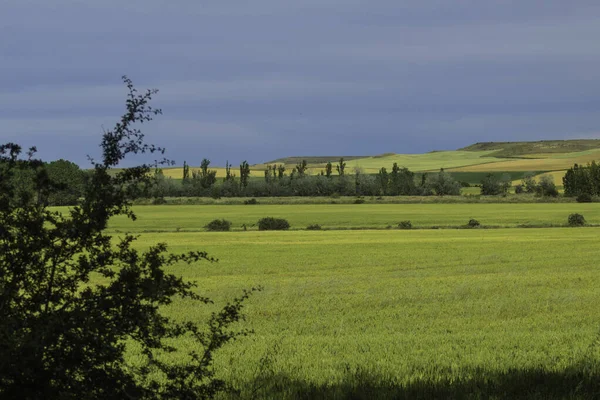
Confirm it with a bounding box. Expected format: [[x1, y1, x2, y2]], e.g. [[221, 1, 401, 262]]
[[157, 140, 600, 184], [123, 225, 600, 398], [347, 150, 500, 173], [448, 149, 600, 173], [85, 203, 600, 232]]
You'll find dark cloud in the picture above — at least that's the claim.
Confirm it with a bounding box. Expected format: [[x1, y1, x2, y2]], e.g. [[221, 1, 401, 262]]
[[2, 0, 600, 166]]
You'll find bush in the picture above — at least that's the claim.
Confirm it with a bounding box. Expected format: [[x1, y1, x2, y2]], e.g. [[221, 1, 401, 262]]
[[576, 193, 593, 203], [244, 198, 259, 205], [568, 213, 586, 226], [398, 220, 412, 229], [205, 219, 232, 231], [467, 219, 481, 228], [514, 184, 524, 194], [306, 224, 322, 230], [152, 196, 167, 205], [354, 197, 365, 204], [258, 217, 290, 231]]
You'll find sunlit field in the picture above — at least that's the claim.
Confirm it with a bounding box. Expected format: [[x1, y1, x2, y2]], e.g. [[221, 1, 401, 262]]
[[96, 204, 600, 398]]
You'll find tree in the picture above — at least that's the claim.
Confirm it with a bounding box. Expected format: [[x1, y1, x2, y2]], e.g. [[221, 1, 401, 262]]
[[224, 160, 235, 182], [195, 158, 217, 189], [45, 159, 86, 205], [277, 164, 286, 179], [0, 76, 257, 399], [426, 169, 461, 196], [389, 163, 416, 195], [325, 161, 333, 178], [336, 157, 346, 176], [295, 159, 308, 177], [182, 160, 190, 181], [535, 175, 559, 197], [239, 160, 250, 189], [480, 173, 510, 196], [521, 172, 538, 194], [376, 167, 389, 195]]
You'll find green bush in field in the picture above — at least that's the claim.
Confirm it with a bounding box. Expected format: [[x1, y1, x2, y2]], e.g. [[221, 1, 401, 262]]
[[244, 198, 259, 205], [258, 217, 290, 231], [467, 219, 481, 228], [568, 213, 586, 226], [398, 220, 412, 229], [205, 219, 232, 231], [354, 197, 365, 204], [306, 224, 322, 230]]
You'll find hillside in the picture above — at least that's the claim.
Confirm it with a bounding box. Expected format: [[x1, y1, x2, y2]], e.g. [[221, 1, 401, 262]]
[[459, 139, 600, 158], [262, 155, 367, 165]]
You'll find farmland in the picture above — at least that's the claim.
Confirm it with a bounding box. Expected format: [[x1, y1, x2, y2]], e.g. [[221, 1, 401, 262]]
[[157, 140, 600, 189], [103, 204, 600, 398], [102, 203, 600, 232]]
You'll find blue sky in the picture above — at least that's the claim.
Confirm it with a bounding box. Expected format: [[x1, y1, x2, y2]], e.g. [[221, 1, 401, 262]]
[[2, 0, 600, 166]]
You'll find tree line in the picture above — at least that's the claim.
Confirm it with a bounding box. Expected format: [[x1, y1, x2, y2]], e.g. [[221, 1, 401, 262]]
[[148, 158, 463, 199], [7, 155, 599, 204]]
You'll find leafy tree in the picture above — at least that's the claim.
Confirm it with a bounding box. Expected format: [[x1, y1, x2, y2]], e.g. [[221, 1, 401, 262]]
[[0, 76, 256, 399], [521, 172, 538, 194], [277, 164, 286, 179], [45, 159, 86, 206], [195, 158, 217, 189], [295, 159, 308, 177], [325, 161, 333, 178], [389, 163, 416, 195], [426, 169, 461, 196], [376, 167, 389, 195], [480, 173, 510, 196], [535, 175, 559, 197], [563, 162, 599, 197], [239, 160, 250, 189], [182, 160, 190, 181], [336, 157, 346, 176], [224, 160, 235, 182]]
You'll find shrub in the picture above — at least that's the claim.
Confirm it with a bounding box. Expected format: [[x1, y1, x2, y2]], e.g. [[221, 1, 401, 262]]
[[354, 197, 365, 204], [514, 184, 524, 194], [576, 193, 593, 203], [306, 224, 322, 230], [568, 213, 586, 227], [398, 220, 412, 229], [467, 219, 481, 228], [258, 217, 290, 231], [152, 196, 167, 205], [205, 219, 232, 231], [244, 198, 259, 205]]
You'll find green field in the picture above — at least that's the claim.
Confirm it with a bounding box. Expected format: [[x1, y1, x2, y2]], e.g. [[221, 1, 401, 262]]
[[125, 222, 600, 398], [79, 203, 600, 397], [99, 204, 600, 232]]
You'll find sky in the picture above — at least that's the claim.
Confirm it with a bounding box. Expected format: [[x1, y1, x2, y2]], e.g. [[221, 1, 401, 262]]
[[2, 0, 600, 167]]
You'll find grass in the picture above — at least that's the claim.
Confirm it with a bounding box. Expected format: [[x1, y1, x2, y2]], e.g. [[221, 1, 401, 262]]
[[97, 203, 600, 233], [123, 226, 600, 398]]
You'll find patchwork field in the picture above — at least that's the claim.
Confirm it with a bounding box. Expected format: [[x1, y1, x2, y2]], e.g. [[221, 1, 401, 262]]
[[89, 203, 600, 397], [447, 149, 600, 173], [158, 141, 600, 187]]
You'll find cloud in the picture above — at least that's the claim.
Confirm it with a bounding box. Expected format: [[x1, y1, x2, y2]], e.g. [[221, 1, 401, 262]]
[[1, 0, 600, 165]]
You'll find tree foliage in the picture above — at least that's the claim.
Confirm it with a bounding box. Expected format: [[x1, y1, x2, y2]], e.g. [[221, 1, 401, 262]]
[[0, 76, 256, 399]]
